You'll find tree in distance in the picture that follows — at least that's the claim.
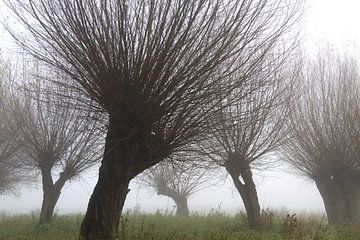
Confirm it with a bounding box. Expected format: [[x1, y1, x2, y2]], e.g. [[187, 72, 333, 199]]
[[140, 154, 214, 216], [0, 57, 29, 195], [0, 120, 26, 195], [4, 0, 302, 238], [3, 66, 103, 224], [197, 51, 298, 230], [281, 49, 360, 225]]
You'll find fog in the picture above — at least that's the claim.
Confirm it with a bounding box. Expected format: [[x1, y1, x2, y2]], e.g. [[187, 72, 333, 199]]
[[1, 0, 360, 216], [0, 167, 324, 215]]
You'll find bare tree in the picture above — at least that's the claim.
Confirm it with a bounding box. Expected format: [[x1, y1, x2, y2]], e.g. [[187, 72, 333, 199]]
[[0, 125, 23, 194], [140, 155, 213, 216], [0, 108, 28, 195], [4, 69, 103, 224], [197, 53, 298, 230], [4, 0, 302, 238], [281, 50, 360, 225], [0, 79, 27, 194]]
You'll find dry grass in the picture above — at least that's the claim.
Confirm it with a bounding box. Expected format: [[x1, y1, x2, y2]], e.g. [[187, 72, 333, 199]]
[[0, 209, 359, 240]]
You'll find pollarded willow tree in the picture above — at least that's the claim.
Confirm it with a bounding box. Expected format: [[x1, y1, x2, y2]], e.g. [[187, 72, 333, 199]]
[[0, 58, 28, 195], [4, 0, 302, 238], [4, 72, 103, 224], [140, 156, 212, 216], [281, 50, 360, 225], [0, 103, 28, 195], [0, 122, 24, 194], [197, 52, 299, 230], [0, 135, 25, 195]]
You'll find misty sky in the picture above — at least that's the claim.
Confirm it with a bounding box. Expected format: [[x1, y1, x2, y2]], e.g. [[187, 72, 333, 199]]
[[1, 0, 360, 215]]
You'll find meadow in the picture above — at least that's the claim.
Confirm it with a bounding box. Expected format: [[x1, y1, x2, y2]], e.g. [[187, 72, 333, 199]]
[[1, 209, 360, 240]]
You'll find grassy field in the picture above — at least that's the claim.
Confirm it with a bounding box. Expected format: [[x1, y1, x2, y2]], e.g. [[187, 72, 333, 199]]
[[0, 209, 359, 240]]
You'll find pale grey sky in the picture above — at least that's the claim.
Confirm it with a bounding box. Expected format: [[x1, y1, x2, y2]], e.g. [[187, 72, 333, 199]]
[[1, 0, 360, 215]]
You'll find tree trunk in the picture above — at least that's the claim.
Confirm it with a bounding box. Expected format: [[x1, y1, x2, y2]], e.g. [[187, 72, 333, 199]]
[[39, 187, 62, 224], [173, 196, 189, 216], [39, 167, 69, 224], [315, 176, 360, 225], [228, 167, 261, 230], [79, 116, 161, 240], [79, 160, 131, 240], [346, 181, 360, 225], [156, 181, 190, 216]]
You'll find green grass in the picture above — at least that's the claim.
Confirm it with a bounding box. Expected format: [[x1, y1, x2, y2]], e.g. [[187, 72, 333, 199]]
[[0, 210, 359, 239]]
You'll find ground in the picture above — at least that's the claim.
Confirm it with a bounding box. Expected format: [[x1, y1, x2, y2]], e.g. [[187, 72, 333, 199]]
[[0, 209, 359, 239]]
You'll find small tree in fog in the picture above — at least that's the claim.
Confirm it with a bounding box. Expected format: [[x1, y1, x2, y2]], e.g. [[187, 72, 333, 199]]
[[141, 155, 212, 216], [0, 108, 28, 195], [4, 71, 103, 224], [281, 50, 360, 225], [0, 59, 28, 194], [5, 0, 302, 238], [197, 55, 297, 229]]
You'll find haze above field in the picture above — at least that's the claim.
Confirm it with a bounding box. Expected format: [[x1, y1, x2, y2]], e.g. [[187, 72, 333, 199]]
[[0, 0, 359, 215]]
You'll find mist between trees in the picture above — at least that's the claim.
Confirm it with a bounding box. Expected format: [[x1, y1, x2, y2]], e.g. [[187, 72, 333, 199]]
[[0, 0, 358, 239]]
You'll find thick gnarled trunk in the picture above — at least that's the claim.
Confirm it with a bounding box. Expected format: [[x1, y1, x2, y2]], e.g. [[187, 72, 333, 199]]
[[39, 167, 69, 224], [173, 196, 189, 216], [79, 158, 132, 239], [227, 165, 261, 230], [315, 176, 360, 225], [79, 116, 164, 239]]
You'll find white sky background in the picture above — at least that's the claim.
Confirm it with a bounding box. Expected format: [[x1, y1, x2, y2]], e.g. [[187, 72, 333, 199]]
[[1, 0, 360, 215]]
